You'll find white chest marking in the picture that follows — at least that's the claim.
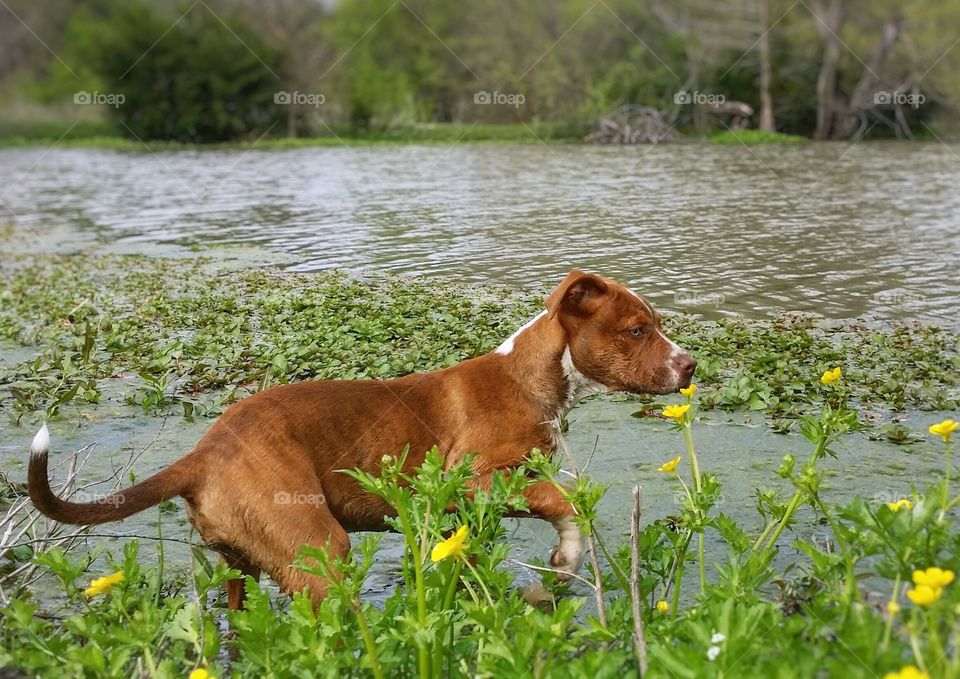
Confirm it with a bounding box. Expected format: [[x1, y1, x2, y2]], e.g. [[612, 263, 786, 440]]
[[495, 310, 547, 355]]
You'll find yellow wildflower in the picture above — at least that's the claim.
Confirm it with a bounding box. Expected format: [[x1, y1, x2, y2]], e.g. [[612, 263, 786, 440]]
[[679, 384, 697, 398], [886, 600, 900, 615], [656, 600, 670, 613], [912, 567, 955, 589], [820, 367, 842, 385], [906, 585, 942, 606], [929, 419, 958, 443], [662, 404, 690, 421], [431, 525, 468, 562], [83, 570, 124, 597], [885, 499, 913, 512], [188, 670, 212, 679], [657, 456, 682, 473], [883, 666, 930, 679]]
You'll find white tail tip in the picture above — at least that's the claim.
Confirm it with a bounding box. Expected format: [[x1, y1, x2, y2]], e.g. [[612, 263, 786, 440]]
[[31, 424, 50, 456]]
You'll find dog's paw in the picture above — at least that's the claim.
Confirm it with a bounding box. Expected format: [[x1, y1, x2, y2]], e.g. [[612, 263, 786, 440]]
[[549, 516, 585, 581]]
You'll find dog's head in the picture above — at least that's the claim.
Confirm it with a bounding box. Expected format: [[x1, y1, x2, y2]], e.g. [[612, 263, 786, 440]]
[[546, 270, 696, 395]]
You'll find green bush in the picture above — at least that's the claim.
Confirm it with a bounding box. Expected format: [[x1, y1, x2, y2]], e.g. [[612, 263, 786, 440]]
[[85, 1, 282, 142]]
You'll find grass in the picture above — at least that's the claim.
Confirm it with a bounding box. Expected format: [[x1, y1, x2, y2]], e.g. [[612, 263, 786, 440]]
[[0, 121, 585, 150], [709, 129, 808, 145]]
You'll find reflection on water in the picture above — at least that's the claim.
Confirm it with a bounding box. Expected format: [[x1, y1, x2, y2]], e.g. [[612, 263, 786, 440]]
[[1, 142, 957, 324]]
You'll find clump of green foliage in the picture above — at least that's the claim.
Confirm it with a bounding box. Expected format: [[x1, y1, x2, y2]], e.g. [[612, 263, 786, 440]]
[[1, 254, 957, 423]]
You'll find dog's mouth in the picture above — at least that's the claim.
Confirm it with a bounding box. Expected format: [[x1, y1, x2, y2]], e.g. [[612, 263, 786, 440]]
[[624, 371, 694, 396]]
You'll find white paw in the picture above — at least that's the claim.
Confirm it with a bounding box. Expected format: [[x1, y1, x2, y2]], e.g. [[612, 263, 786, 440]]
[[549, 516, 585, 581]]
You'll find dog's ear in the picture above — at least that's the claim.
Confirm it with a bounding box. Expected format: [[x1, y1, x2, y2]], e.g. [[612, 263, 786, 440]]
[[545, 270, 609, 319]]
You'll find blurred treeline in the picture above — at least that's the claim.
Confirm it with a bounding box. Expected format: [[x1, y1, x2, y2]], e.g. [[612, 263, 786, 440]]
[[0, 0, 957, 142]]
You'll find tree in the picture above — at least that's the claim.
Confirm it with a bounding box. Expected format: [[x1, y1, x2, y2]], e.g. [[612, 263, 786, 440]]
[[86, 1, 282, 142]]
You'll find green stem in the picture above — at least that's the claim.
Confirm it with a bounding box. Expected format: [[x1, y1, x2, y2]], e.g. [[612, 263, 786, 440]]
[[759, 437, 829, 553], [812, 494, 857, 603], [670, 531, 693, 616], [681, 422, 706, 592], [764, 490, 803, 551], [940, 440, 953, 522], [442, 559, 463, 610], [435, 560, 464, 678], [354, 601, 385, 679], [591, 526, 631, 594], [154, 510, 164, 608], [927, 611, 946, 671], [910, 628, 928, 674], [682, 424, 702, 494], [698, 532, 706, 594], [395, 503, 431, 679], [752, 518, 778, 552], [881, 573, 901, 651], [463, 559, 495, 607]]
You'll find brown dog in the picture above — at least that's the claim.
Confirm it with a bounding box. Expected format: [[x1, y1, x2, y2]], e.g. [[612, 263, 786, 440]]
[[28, 270, 695, 608]]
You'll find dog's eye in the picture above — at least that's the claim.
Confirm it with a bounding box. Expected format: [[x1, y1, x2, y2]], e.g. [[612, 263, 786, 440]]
[[629, 327, 645, 337]]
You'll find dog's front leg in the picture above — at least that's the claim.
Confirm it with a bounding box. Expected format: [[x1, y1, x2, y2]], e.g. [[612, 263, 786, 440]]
[[521, 480, 586, 581], [462, 474, 586, 581]]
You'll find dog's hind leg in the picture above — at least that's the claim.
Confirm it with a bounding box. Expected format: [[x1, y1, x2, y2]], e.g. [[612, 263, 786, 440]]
[[221, 497, 351, 608], [219, 550, 262, 611]]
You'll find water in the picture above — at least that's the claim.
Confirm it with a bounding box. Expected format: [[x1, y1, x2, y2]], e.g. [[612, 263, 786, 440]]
[[1, 142, 957, 325]]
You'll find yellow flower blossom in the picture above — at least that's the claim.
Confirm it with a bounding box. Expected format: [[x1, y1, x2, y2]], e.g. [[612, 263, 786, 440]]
[[662, 404, 690, 421], [906, 585, 942, 606], [820, 367, 842, 385], [885, 499, 913, 512], [656, 600, 670, 613], [431, 525, 468, 562], [83, 570, 124, 597], [657, 456, 682, 473], [929, 419, 958, 443], [188, 670, 212, 679], [886, 600, 900, 615], [912, 567, 955, 590], [679, 384, 697, 398], [883, 666, 930, 679]]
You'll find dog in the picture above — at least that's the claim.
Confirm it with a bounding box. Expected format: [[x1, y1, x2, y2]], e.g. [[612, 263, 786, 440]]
[[28, 270, 696, 608]]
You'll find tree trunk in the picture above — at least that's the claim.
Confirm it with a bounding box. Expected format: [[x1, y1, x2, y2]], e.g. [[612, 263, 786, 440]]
[[811, 0, 845, 140], [286, 104, 297, 138], [831, 17, 901, 139], [758, 0, 775, 131]]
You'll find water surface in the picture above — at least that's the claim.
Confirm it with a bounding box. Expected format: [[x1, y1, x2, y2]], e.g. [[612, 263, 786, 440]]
[[1, 142, 957, 324]]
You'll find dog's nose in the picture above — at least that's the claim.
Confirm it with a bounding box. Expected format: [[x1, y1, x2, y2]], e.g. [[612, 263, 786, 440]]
[[674, 354, 697, 376]]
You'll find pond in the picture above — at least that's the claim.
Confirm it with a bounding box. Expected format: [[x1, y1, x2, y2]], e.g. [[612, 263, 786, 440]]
[[1, 141, 957, 326]]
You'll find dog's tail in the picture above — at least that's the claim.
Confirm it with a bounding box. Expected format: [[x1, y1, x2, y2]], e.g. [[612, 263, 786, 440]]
[[28, 425, 195, 525]]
